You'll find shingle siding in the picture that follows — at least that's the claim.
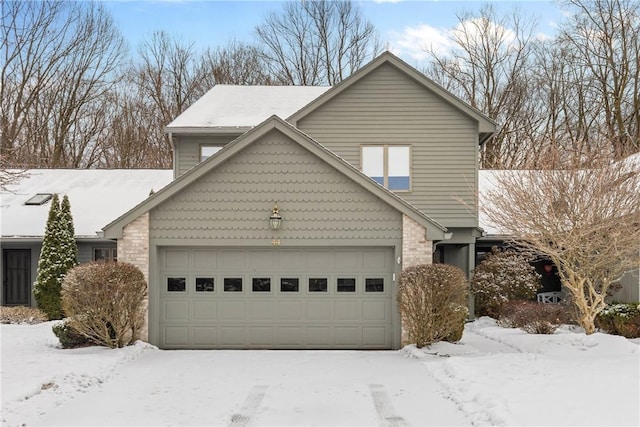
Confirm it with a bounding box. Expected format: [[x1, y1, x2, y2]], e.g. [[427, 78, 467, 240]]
[[173, 134, 241, 177], [151, 130, 403, 242], [295, 62, 478, 228]]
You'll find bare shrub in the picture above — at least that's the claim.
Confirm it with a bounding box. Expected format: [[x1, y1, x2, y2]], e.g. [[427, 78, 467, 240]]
[[61, 262, 147, 348], [0, 306, 48, 324], [471, 247, 541, 318], [397, 263, 468, 348], [498, 300, 569, 334]]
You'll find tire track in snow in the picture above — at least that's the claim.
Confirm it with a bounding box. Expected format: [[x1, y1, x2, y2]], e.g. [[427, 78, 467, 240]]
[[369, 384, 408, 427], [228, 385, 268, 427]]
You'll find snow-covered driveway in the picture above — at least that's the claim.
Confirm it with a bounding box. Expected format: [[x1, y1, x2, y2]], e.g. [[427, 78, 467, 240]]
[[2, 319, 638, 426], [9, 349, 466, 426]]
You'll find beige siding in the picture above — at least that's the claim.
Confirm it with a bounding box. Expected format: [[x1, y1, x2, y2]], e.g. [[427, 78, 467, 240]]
[[173, 134, 241, 176], [151, 129, 403, 242], [295, 63, 479, 227]]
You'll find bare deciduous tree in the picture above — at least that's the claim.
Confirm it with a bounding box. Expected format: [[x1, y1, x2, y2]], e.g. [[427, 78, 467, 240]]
[[200, 40, 275, 87], [255, 0, 380, 85], [557, 0, 640, 159], [482, 153, 640, 334], [425, 5, 539, 168], [1, 0, 126, 168]]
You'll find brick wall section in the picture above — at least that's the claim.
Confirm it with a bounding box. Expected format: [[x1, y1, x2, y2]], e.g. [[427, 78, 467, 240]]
[[402, 214, 432, 268], [118, 213, 150, 341], [401, 214, 433, 345]]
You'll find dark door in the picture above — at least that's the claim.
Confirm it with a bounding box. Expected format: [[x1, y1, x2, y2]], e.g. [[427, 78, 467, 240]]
[[3, 249, 31, 306]]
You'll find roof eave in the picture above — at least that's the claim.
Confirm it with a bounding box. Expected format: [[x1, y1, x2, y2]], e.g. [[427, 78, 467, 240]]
[[164, 126, 252, 135]]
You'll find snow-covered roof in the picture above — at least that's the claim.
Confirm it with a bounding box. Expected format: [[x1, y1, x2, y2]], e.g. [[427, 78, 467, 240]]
[[1, 169, 173, 238], [166, 85, 330, 130]]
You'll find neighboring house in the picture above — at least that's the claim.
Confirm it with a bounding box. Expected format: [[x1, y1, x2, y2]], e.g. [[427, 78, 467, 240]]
[[99, 52, 496, 350], [477, 157, 640, 303], [0, 169, 173, 306]]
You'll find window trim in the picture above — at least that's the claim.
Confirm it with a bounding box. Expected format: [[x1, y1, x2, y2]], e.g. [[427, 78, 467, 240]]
[[361, 144, 412, 192], [200, 145, 223, 162], [93, 247, 117, 262]]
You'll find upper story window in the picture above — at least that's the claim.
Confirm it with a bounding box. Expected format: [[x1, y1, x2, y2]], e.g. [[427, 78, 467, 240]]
[[361, 145, 411, 191], [200, 145, 223, 162]]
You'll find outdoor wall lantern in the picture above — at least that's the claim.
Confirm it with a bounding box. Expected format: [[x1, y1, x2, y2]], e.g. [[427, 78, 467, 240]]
[[269, 202, 282, 230]]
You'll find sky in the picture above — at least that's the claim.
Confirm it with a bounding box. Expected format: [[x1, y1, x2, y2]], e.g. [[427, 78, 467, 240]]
[[102, 0, 568, 67]]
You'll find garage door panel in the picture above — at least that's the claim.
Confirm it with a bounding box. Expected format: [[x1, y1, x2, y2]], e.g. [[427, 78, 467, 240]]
[[363, 327, 388, 346], [164, 249, 189, 269], [362, 300, 389, 321], [163, 300, 190, 321], [192, 326, 217, 346], [158, 247, 395, 349], [193, 300, 217, 321], [221, 326, 245, 346], [334, 327, 361, 345], [248, 300, 276, 320], [306, 300, 333, 321], [193, 250, 217, 269], [277, 326, 305, 345], [249, 326, 274, 346], [306, 326, 331, 346], [334, 301, 361, 321], [334, 250, 362, 271], [278, 251, 306, 271], [276, 300, 304, 321], [164, 326, 189, 346], [220, 301, 246, 320], [219, 250, 245, 269]]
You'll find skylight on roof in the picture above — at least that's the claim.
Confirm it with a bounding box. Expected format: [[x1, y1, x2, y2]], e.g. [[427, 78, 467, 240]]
[[25, 193, 53, 206]]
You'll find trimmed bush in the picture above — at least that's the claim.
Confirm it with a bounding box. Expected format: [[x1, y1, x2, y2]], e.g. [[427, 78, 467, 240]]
[[0, 306, 48, 324], [61, 262, 147, 348], [397, 263, 468, 348], [498, 300, 569, 334], [52, 319, 92, 348], [471, 247, 541, 318], [596, 303, 640, 338]]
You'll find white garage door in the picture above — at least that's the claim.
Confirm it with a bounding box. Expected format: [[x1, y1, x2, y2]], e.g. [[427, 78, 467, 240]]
[[158, 247, 395, 349]]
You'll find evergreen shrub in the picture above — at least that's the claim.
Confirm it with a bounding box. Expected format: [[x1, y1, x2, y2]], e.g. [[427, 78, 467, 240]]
[[397, 263, 468, 347], [33, 194, 78, 320], [471, 247, 541, 318], [52, 318, 92, 348], [62, 262, 147, 348], [596, 303, 640, 338]]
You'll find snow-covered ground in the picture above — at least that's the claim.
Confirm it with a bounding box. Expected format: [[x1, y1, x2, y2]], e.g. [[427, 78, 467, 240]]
[[1, 318, 638, 426]]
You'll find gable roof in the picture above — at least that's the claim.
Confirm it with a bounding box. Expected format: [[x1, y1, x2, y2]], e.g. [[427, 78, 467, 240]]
[[288, 51, 496, 144], [104, 116, 448, 240], [166, 85, 330, 133], [1, 169, 173, 239]]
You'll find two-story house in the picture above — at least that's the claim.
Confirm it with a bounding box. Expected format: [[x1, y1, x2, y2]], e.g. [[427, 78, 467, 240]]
[[101, 52, 496, 350]]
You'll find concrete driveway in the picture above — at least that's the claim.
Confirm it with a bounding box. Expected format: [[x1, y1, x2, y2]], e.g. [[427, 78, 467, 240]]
[[28, 350, 468, 426]]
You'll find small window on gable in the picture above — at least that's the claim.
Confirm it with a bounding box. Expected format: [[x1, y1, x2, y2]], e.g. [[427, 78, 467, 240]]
[[25, 193, 53, 206], [200, 146, 223, 162], [362, 145, 411, 191]]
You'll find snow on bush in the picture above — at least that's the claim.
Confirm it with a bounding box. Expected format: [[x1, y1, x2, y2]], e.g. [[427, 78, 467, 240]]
[[596, 302, 640, 338], [471, 247, 541, 318], [397, 263, 468, 347], [61, 262, 147, 348], [498, 300, 569, 334]]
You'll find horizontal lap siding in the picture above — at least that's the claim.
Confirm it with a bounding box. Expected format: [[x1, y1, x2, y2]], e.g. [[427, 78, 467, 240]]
[[296, 63, 478, 228], [174, 134, 240, 176], [151, 129, 402, 241]]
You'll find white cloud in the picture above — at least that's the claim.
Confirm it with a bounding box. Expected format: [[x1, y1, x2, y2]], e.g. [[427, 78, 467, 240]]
[[387, 24, 455, 63]]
